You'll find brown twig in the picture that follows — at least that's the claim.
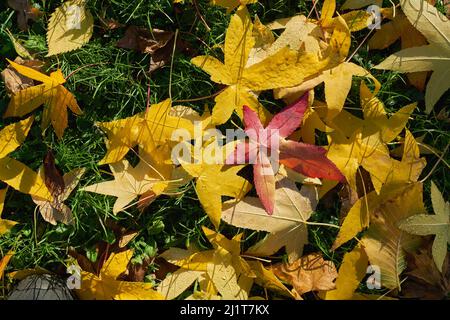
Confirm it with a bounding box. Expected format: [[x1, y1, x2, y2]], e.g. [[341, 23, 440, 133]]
[[192, 0, 211, 32]]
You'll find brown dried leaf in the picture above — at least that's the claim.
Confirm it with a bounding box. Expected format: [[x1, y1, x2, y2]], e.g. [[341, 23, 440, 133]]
[[1, 57, 43, 94], [272, 253, 338, 297], [402, 244, 449, 299], [43, 150, 65, 196]]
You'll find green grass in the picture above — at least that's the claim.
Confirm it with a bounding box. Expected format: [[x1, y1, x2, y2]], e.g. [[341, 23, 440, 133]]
[[0, 0, 448, 299]]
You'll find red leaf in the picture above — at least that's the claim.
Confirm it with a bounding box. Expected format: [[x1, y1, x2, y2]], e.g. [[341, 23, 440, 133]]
[[243, 105, 264, 141], [225, 141, 258, 165], [266, 93, 309, 138], [279, 140, 345, 182], [253, 152, 276, 215]]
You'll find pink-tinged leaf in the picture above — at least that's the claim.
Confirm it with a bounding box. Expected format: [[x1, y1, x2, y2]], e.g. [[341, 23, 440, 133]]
[[253, 152, 276, 214], [266, 93, 309, 138], [225, 141, 258, 165], [279, 140, 345, 182], [243, 105, 264, 140]]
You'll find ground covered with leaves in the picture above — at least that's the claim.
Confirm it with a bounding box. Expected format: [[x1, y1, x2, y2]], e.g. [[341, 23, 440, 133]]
[[0, 0, 449, 300]]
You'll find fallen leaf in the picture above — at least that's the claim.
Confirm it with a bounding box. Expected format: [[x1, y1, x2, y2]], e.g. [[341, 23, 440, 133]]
[[96, 100, 202, 164], [181, 157, 251, 229], [369, 10, 428, 91], [4, 29, 33, 60], [272, 253, 338, 297], [222, 178, 318, 263], [76, 249, 163, 300], [4, 59, 83, 139], [320, 245, 368, 300], [82, 152, 174, 214], [46, 0, 94, 56], [398, 181, 449, 272], [1, 57, 43, 94], [158, 227, 256, 300], [361, 183, 425, 290], [227, 94, 343, 214], [273, 16, 379, 120], [402, 245, 449, 299], [0, 117, 52, 200], [211, 0, 258, 13], [116, 27, 187, 73], [31, 151, 85, 225], [192, 8, 331, 125], [374, 0, 450, 113]]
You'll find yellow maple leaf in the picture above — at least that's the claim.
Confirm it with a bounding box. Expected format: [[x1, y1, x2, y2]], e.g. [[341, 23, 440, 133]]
[[361, 183, 425, 290], [46, 0, 94, 56], [0, 117, 51, 201], [181, 160, 251, 229], [331, 129, 426, 250], [192, 8, 331, 125], [158, 227, 282, 300], [96, 100, 206, 165], [320, 245, 368, 300], [375, 0, 450, 113], [369, 9, 428, 91], [326, 83, 417, 193], [275, 16, 380, 120], [82, 151, 176, 214], [4, 59, 82, 139], [76, 250, 163, 300]]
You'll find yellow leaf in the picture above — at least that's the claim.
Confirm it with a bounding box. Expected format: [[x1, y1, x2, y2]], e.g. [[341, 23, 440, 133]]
[[4, 59, 82, 139], [77, 249, 163, 300], [82, 152, 174, 214], [158, 269, 203, 300], [332, 191, 379, 250], [222, 178, 318, 263], [97, 100, 201, 164], [181, 158, 251, 229], [0, 251, 14, 280], [320, 245, 368, 300], [159, 228, 256, 300], [374, 0, 450, 112], [5, 28, 33, 60], [247, 260, 294, 297], [0, 118, 51, 200], [0, 115, 34, 158], [369, 11, 428, 91], [321, 0, 336, 27], [46, 0, 94, 56], [192, 9, 330, 125], [361, 183, 425, 290]]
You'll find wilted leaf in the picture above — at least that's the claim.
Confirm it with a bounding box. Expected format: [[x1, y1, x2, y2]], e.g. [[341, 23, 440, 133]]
[[272, 253, 338, 297]]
